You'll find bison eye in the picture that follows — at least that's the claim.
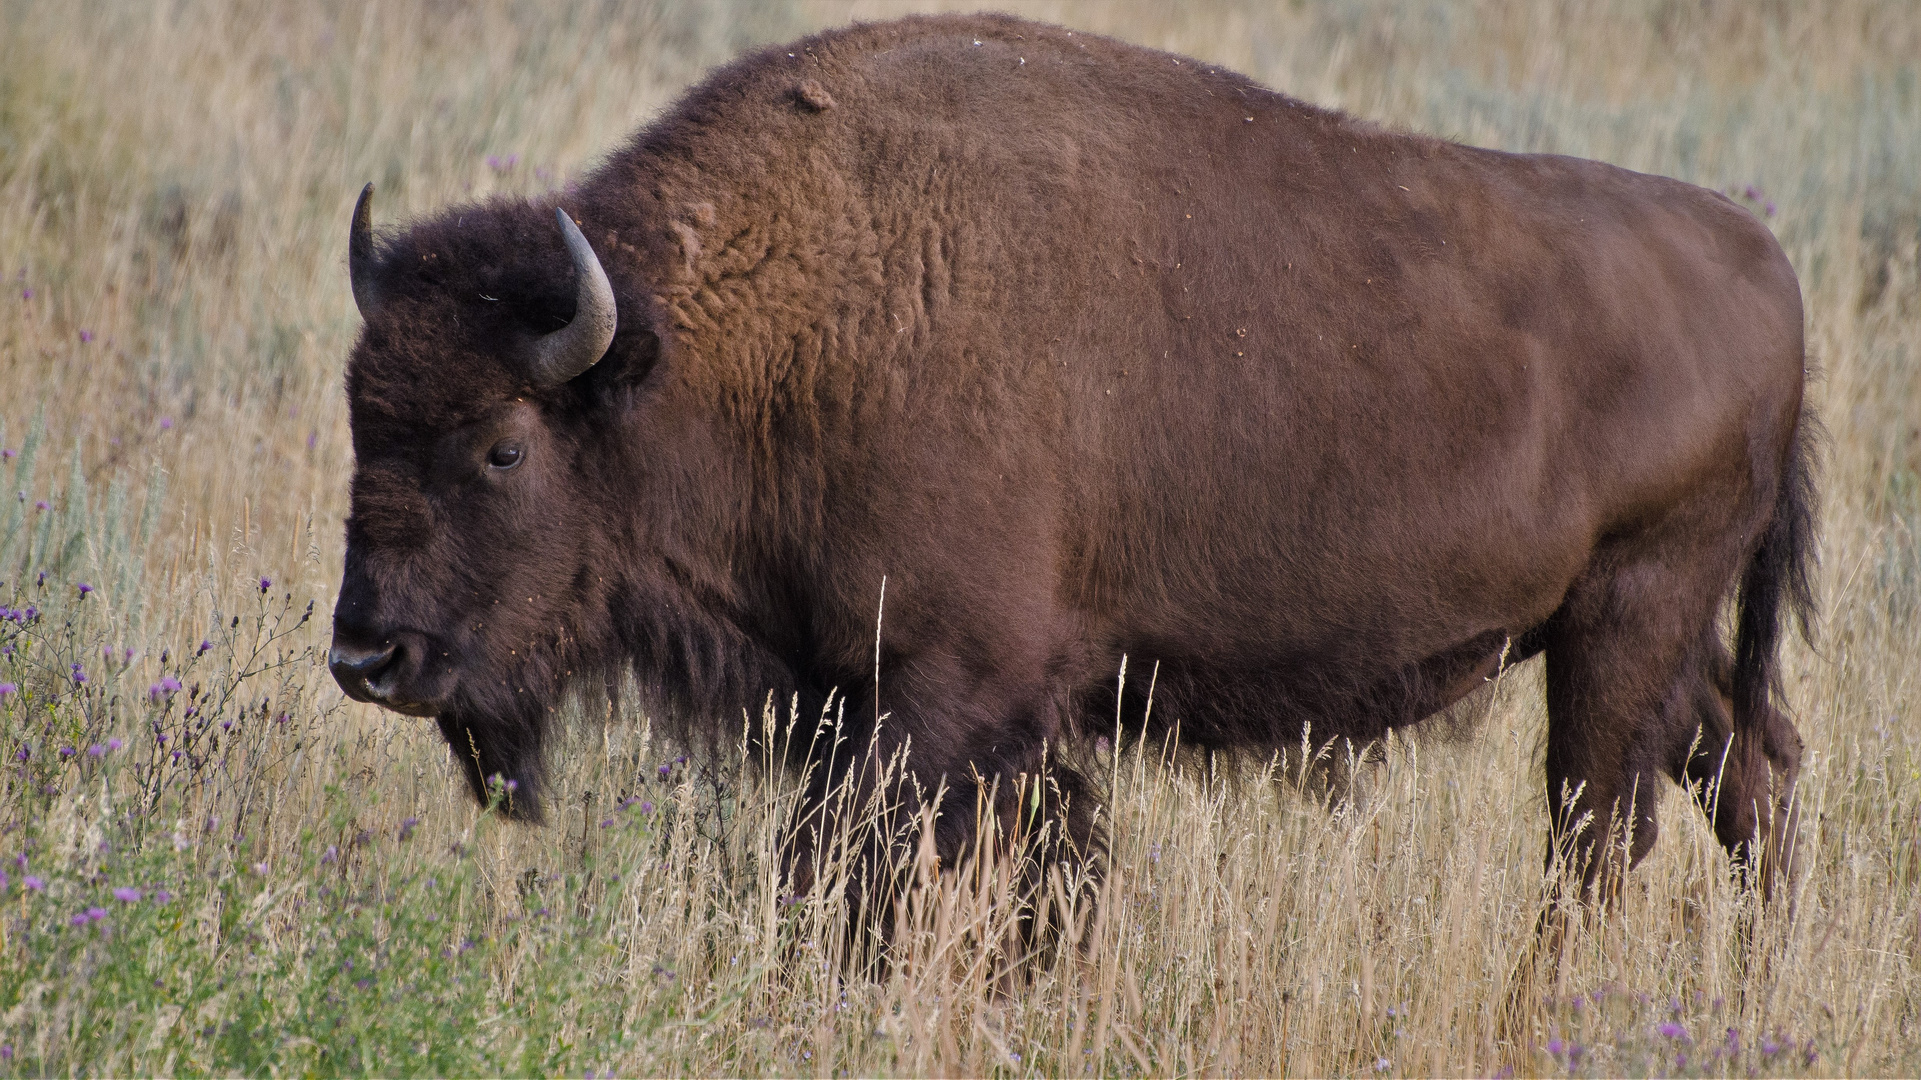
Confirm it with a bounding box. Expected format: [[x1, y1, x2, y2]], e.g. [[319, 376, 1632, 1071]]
[[487, 441, 523, 470]]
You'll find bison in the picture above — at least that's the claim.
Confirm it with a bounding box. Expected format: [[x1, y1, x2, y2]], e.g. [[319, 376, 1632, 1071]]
[[330, 14, 1816, 915]]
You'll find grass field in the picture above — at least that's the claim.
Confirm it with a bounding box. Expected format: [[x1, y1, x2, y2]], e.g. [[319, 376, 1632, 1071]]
[[2, 1, 1918, 1075]]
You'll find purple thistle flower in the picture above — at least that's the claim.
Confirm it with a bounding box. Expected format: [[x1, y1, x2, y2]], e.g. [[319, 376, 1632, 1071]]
[[658, 763, 671, 779], [20, 288, 31, 299], [24, 875, 43, 891], [600, 817, 614, 829], [70, 912, 89, 927], [196, 640, 211, 655], [59, 746, 75, 758], [77, 582, 92, 596], [107, 738, 122, 751], [399, 817, 419, 841], [154, 889, 172, 903], [504, 778, 518, 793], [71, 666, 87, 684], [1546, 1038, 1564, 1056], [259, 576, 272, 593], [0, 683, 16, 700], [88, 743, 104, 758], [33, 500, 48, 511], [86, 906, 108, 921], [79, 330, 93, 344], [1658, 1021, 1689, 1041], [160, 417, 172, 430], [1762, 1038, 1781, 1055], [1743, 184, 1762, 201], [171, 750, 182, 763], [639, 800, 654, 814], [0, 1044, 11, 1059], [252, 861, 268, 875], [113, 886, 141, 902], [2, 448, 13, 460]]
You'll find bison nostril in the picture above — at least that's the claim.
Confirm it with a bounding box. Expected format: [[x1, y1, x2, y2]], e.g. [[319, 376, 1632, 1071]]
[[329, 640, 398, 698]]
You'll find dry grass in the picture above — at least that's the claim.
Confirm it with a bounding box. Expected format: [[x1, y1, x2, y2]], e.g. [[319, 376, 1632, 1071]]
[[1, 1, 1917, 1075]]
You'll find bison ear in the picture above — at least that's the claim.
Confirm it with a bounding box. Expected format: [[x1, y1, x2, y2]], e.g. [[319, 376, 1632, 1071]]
[[578, 324, 660, 407]]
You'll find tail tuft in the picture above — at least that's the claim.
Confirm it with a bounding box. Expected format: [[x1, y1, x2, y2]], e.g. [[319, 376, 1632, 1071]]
[[1732, 407, 1821, 732]]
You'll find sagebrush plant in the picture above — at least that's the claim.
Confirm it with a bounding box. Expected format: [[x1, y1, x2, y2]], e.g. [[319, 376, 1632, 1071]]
[[1, 1, 1917, 1075]]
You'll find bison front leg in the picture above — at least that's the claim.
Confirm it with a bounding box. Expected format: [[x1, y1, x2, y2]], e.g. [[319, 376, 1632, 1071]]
[[778, 665, 1104, 962]]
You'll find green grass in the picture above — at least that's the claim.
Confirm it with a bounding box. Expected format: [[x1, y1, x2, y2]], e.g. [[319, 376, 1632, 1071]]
[[2, 1, 1918, 1075]]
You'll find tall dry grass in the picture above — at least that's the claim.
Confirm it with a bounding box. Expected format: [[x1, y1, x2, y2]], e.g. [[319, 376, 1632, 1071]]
[[1, 1, 1917, 1074]]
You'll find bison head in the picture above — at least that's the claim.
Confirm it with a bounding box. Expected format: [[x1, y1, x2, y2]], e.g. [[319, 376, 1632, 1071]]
[[329, 184, 650, 819]]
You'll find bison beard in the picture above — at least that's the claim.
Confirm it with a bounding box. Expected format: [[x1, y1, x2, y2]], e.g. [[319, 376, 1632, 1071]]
[[331, 13, 1817, 934]]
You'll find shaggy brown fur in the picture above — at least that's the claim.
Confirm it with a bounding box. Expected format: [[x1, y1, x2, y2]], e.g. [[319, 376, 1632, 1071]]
[[331, 14, 1816, 913]]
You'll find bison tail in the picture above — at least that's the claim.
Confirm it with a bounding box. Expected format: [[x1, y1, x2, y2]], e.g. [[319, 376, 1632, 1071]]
[[1731, 405, 1821, 741]]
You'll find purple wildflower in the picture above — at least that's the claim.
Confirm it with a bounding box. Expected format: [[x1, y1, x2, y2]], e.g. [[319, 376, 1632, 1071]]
[[1765, 201, 1776, 217], [259, 576, 272, 593], [21, 287, 31, 299], [505, 778, 518, 792], [307, 431, 317, 450], [59, 747, 75, 758], [658, 763, 671, 779], [0, 683, 16, 700], [1546, 1038, 1564, 1056], [24, 875, 43, 891], [79, 330, 93, 344], [70, 663, 87, 684], [113, 886, 141, 902], [154, 889, 172, 903], [252, 862, 268, 875], [1658, 1021, 1689, 1041], [88, 743, 104, 758], [107, 738, 122, 751], [70, 912, 89, 927], [1, 448, 12, 460], [1744, 184, 1762, 201], [600, 817, 615, 828], [0, 1044, 11, 1059], [86, 906, 107, 922], [321, 845, 338, 864], [399, 817, 418, 841], [160, 417, 172, 430], [34, 500, 48, 511], [0, 870, 6, 891], [196, 639, 211, 655], [77, 582, 92, 596], [638, 800, 653, 814]]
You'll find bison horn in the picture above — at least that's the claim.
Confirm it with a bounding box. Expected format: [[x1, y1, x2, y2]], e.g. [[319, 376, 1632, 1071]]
[[349, 183, 380, 320], [530, 208, 617, 386]]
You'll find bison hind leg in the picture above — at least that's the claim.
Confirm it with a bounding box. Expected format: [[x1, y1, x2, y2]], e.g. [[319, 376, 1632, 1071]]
[[1667, 632, 1804, 898]]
